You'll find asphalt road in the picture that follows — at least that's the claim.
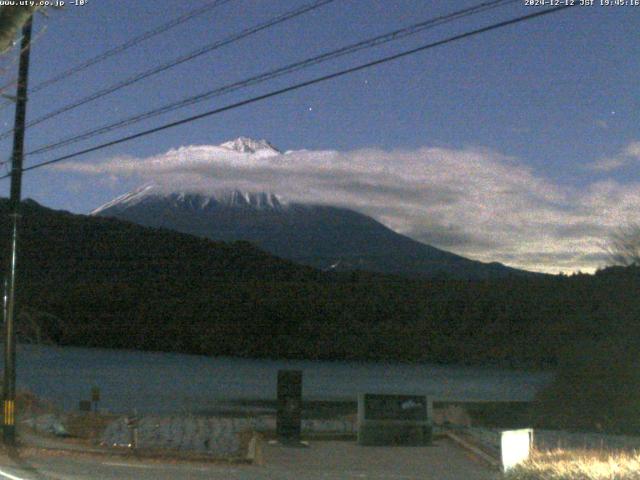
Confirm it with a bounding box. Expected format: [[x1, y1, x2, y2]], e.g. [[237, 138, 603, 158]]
[[0, 439, 499, 480]]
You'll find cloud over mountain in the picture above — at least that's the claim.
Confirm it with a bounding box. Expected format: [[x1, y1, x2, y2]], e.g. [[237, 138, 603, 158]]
[[587, 141, 640, 172], [55, 139, 640, 274]]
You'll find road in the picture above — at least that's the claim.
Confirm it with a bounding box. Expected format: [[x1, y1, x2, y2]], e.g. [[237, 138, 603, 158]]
[[0, 439, 499, 480]]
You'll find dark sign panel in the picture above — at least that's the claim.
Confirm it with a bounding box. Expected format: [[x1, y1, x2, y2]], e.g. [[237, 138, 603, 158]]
[[277, 370, 303, 441], [91, 387, 101, 402], [364, 394, 427, 421]]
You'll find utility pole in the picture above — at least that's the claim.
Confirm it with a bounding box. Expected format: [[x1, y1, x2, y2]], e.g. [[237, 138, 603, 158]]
[[3, 15, 32, 446]]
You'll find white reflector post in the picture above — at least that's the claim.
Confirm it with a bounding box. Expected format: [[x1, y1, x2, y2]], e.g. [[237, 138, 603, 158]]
[[501, 428, 533, 472]]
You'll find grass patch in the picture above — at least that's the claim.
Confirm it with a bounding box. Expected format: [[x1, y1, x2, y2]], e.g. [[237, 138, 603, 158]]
[[504, 448, 640, 479]]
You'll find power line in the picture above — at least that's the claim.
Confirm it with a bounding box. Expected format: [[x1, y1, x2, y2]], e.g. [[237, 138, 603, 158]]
[[0, 0, 232, 111], [13, 4, 575, 175], [0, 0, 336, 141], [28, 0, 518, 156], [1, 4, 575, 181]]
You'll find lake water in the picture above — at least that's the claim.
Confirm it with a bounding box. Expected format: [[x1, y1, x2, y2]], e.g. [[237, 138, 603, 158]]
[[6, 344, 552, 414]]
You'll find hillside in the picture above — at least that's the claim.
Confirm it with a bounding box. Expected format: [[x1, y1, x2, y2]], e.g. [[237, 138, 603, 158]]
[[1, 199, 638, 368]]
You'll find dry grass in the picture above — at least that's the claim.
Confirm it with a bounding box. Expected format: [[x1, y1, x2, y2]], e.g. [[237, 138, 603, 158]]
[[504, 448, 640, 480]]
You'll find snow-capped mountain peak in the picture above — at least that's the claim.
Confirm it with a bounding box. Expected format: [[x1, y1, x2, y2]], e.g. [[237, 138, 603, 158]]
[[219, 137, 280, 155], [91, 137, 286, 215]]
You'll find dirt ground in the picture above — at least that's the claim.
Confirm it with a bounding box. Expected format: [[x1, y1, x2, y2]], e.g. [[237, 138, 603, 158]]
[[0, 437, 500, 480], [257, 437, 500, 480]]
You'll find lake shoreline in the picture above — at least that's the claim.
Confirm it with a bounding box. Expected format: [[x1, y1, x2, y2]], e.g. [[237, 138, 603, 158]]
[[8, 343, 553, 414], [12, 341, 555, 374]]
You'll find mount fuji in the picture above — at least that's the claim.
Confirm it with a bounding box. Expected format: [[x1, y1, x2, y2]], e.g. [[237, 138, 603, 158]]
[[91, 137, 530, 279]]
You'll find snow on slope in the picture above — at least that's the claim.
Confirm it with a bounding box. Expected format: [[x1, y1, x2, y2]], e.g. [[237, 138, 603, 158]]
[[91, 184, 157, 215], [91, 185, 287, 215]]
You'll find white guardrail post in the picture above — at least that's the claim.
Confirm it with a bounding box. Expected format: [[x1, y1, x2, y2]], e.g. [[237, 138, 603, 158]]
[[500, 428, 533, 472]]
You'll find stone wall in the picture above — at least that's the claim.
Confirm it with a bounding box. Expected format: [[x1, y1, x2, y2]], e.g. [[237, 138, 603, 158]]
[[100, 414, 356, 456]]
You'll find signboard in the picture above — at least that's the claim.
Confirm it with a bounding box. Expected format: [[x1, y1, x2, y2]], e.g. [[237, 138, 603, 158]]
[[277, 370, 302, 441]]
